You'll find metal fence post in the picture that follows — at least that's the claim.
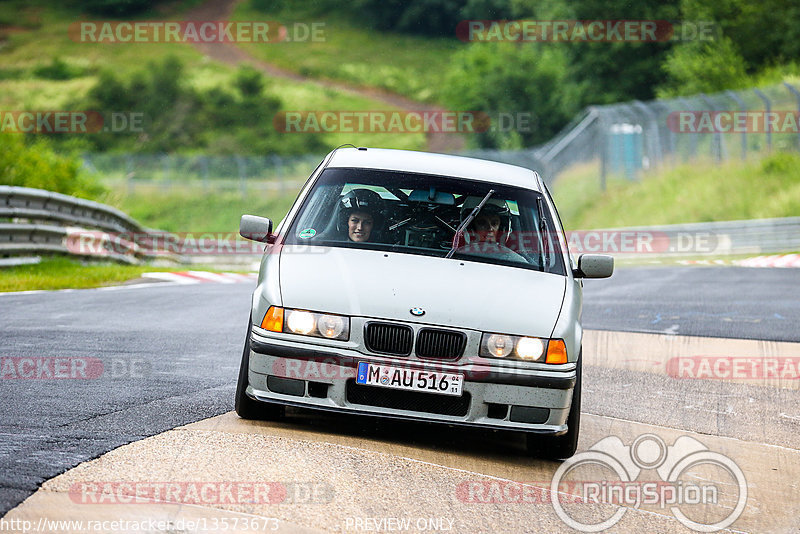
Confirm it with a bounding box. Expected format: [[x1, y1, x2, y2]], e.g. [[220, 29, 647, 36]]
[[663, 99, 686, 166], [160, 154, 171, 193], [650, 101, 671, 167], [726, 90, 747, 160], [700, 94, 724, 162], [125, 154, 134, 195], [201, 156, 209, 192], [273, 155, 285, 194], [677, 98, 698, 160], [783, 82, 800, 150], [236, 156, 247, 199], [596, 109, 608, 191], [754, 89, 772, 152], [633, 100, 662, 171]]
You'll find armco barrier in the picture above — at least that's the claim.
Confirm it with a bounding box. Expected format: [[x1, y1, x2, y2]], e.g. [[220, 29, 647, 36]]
[[574, 217, 800, 258], [0, 186, 145, 233], [0, 186, 170, 265]]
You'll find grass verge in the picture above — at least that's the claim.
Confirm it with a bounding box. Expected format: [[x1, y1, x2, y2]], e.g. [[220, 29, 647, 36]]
[[112, 186, 300, 232], [0, 257, 180, 292], [553, 152, 800, 230]]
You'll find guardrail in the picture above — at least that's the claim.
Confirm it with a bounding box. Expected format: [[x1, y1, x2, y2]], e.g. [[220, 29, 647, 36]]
[[0, 186, 169, 265], [571, 217, 800, 258]]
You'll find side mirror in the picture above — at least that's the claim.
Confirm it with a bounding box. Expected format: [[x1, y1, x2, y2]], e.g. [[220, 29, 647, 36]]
[[574, 254, 614, 279], [240, 215, 274, 243]]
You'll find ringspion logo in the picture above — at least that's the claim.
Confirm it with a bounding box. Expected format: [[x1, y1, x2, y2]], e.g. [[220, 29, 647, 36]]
[[550, 434, 747, 532]]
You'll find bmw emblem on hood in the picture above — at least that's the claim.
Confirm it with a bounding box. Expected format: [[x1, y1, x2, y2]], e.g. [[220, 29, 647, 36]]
[[410, 307, 425, 317]]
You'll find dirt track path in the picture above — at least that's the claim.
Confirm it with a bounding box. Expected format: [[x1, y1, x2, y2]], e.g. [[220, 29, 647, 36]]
[[184, 0, 464, 153]]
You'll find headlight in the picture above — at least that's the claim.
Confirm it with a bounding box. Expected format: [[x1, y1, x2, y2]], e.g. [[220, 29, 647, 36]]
[[515, 337, 545, 360], [480, 333, 548, 362], [317, 314, 346, 339], [485, 334, 514, 358], [287, 310, 315, 335], [261, 307, 350, 341]]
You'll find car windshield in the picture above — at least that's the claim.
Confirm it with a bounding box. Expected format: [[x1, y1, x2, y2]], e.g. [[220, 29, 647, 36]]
[[284, 167, 566, 274]]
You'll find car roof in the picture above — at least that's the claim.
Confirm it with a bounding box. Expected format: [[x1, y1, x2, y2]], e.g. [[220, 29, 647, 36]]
[[326, 147, 542, 191]]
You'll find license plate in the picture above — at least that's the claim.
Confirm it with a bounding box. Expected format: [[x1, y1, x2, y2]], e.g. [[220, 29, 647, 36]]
[[356, 362, 463, 397]]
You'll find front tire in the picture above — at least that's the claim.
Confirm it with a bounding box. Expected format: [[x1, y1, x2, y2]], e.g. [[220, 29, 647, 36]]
[[235, 316, 285, 420], [526, 353, 582, 460]]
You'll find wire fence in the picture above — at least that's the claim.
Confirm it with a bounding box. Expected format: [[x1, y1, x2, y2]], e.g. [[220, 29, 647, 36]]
[[469, 81, 800, 189], [81, 81, 800, 194]]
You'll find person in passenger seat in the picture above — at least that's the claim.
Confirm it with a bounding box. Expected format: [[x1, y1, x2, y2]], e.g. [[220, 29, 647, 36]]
[[347, 211, 374, 242]]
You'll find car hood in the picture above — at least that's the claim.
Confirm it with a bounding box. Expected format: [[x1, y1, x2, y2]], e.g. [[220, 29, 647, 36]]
[[279, 246, 567, 337]]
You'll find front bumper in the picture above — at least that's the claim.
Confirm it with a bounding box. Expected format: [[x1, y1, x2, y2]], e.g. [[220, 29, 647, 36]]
[[246, 328, 577, 435]]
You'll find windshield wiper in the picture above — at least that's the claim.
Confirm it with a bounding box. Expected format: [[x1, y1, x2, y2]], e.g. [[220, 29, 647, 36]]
[[536, 196, 549, 272], [445, 189, 495, 259]]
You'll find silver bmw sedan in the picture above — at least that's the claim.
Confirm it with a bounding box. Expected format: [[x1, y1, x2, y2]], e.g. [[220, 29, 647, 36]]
[[236, 147, 613, 459]]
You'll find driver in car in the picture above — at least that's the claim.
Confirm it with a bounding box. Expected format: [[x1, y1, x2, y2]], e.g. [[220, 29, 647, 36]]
[[470, 210, 503, 244], [338, 189, 384, 243], [465, 199, 509, 245], [461, 198, 526, 262]]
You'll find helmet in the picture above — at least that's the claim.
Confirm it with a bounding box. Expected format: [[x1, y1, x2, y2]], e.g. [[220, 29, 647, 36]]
[[336, 188, 385, 232], [460, 197, 511, 225]]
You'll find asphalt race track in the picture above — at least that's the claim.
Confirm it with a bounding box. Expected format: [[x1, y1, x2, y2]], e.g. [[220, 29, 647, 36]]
[[1, 266, 798, 531], [0, 283, 250, 514], [582, 266, 800, 342]]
